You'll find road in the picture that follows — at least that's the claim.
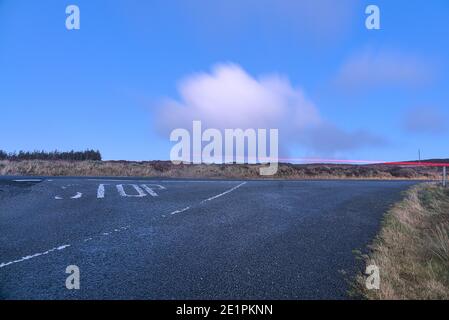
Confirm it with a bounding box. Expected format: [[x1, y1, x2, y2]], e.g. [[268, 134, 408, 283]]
[[0, 176, 417, 299]]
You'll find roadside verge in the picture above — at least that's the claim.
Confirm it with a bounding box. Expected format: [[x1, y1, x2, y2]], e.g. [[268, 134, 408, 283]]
[[355, 183, 449, 299]]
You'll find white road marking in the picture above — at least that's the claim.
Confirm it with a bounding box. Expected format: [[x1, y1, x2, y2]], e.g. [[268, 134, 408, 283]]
[[165, 181, 247, 218], [169, 206, 191, 215], [201, 182, 247, 203], [55, 192, 83, 200], [97, 184, 107, 198], [0, 225, 132, 269], [71, 192, 82, 199], [141, 184, 158, 197], [87, 179, 240, 183], [141, 184, 166, 197], [0, 245, 71, 269], [159, 180, 243, 184], [88, 179, 159, 182], [2, 180, 247, 268], [13, 179, 42, 182], [56, 183, 167, 199], [116, 184, 147, 197]]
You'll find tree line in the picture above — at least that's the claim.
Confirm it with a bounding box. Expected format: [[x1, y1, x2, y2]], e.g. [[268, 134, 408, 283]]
[[0, 149, 102, 161]]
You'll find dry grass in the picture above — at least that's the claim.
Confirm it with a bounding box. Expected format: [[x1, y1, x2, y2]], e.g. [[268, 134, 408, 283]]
[[0, 160, 442, 180], [355, 183, 449, 299]]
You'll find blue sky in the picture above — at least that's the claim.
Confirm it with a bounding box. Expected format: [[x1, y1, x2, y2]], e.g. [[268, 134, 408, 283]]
[[1, 0, 448, 162]]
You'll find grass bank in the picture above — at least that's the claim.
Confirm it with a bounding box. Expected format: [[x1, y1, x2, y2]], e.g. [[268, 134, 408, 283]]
[[0, 160, 442, 180], [355, 183, 449, 299]]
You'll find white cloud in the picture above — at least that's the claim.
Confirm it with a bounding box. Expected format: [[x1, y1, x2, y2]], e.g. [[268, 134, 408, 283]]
[[155, 63, 385, 156]]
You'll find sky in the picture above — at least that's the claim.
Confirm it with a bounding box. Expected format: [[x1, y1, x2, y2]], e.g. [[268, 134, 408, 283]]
[[1, 0, 448, 162]]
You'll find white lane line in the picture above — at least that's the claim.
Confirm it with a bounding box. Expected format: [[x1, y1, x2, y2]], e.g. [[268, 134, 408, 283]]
[[169, 206, 191, 215], [0, 225, 132, 269], [13, 179, 42, 182], [201, 182, 247, 203], [165, 182, 247, 217], [0, 245, 71, 269]]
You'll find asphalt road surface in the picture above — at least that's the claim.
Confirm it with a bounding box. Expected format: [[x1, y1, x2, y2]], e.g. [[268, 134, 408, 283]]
[[0, 176, 418, 299]]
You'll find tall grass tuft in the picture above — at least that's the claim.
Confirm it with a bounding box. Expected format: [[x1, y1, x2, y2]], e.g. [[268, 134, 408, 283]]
[[355, 184, 449, 299]]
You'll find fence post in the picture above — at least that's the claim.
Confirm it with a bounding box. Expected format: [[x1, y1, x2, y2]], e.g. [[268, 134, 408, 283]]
[[443, 166, 447, 188]]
